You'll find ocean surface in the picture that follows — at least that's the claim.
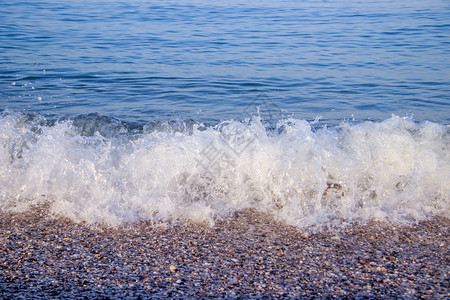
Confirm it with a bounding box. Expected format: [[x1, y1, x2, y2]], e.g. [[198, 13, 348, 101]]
[[0, 0, 449, 229]]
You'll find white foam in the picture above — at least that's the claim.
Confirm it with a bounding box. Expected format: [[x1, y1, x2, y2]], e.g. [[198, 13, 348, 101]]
[[0, 111, 448, 229]]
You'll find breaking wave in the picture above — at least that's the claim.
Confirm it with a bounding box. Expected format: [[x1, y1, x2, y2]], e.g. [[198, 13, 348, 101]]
[[0, 110, 448, 230]]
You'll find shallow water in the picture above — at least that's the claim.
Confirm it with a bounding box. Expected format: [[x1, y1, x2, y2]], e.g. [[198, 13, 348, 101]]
[[1, 0, 449, 124], [0, 0, 449, 228]]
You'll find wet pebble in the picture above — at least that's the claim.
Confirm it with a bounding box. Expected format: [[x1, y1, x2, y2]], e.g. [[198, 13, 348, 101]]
[[0, 209, 448, 298]]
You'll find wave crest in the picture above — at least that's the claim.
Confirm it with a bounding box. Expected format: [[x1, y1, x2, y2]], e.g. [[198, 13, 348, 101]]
[[0, 110, 448, 230]]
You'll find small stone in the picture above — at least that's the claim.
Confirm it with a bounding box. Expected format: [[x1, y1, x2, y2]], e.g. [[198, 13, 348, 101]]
[[169, 265, 177, 272]]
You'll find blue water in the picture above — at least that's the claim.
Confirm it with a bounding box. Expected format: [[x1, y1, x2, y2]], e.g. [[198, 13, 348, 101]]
[[0, 0, 449, 228], [1, 0, 449, 125]]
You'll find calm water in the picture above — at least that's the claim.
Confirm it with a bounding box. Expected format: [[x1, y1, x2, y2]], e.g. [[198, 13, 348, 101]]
[[0, 0, 449, 228], [1, 0, 449, 124]]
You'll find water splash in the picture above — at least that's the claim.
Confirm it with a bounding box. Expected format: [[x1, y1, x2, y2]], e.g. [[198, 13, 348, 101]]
[[0, 110, 448, 230]]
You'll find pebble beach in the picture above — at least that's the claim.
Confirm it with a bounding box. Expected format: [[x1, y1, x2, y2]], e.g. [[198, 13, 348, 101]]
[[0, 208, 448, 298], [2, 0, 450, 298]]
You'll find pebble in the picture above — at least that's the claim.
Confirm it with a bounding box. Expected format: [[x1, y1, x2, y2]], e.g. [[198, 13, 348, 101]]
[[0, 208, 448, 298]]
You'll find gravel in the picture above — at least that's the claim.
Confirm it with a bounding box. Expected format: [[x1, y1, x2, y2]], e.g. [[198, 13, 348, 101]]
[[0, 208, 448, 298]]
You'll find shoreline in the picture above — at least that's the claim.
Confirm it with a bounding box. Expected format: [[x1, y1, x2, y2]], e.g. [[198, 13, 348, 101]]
[[0, 209, 448, 298]]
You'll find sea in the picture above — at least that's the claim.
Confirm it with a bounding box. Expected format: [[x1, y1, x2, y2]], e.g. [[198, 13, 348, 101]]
[[0, 0, 448, 230]]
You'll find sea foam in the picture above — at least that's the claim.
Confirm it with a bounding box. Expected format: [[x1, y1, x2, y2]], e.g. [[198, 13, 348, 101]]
[[0, 110, 448, 230]]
